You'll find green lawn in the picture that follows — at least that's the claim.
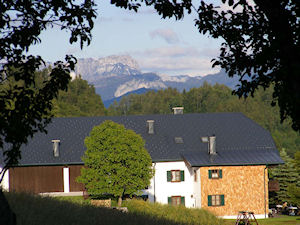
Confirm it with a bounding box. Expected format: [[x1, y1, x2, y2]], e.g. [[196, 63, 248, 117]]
[[5, 192, 299, 225], [223, 216, 300, 225], [5, 192, 223, 225]]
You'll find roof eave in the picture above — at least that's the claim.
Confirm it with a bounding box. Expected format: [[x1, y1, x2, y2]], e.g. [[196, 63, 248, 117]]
[[189, 161, 285, 167]]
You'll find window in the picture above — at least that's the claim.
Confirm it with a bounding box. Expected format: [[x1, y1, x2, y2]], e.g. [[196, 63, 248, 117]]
[[208, 195, 225, 206], [168, 196, 185, 206], [167, 170, 184, 182], [208, 169, 222, 179]]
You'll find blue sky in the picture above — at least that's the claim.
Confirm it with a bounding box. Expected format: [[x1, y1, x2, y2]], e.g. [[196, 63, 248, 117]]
[[28, 1, 225, 76]]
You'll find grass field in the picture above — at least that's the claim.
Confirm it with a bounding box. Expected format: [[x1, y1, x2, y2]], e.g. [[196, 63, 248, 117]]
[[5, 192, 300, 225], [5, 192, 223, 225]]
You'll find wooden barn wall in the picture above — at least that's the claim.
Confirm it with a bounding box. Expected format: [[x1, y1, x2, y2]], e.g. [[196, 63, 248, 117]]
[[9, 166, 64, 193], [69, 165, 84, 192], [9, 165, 85, 193]]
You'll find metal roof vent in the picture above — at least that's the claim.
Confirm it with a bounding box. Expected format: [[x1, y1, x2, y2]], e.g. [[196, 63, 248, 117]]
[[209, 135, 216, 155], [201, 135, 216, 155], [172, 107, 184, 115], [52, 140, 60, 157], [147, 120, 154, 134]]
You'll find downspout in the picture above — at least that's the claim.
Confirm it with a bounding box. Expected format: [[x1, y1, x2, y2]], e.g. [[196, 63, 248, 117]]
[[264, 165, 267, 218]]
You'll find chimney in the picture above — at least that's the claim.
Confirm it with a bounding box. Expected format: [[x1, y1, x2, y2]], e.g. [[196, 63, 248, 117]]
[[52, 140, 60, 157], [147, 120, 154, 134], [209, 135, 216, 155], [172, 107, 184, 115]]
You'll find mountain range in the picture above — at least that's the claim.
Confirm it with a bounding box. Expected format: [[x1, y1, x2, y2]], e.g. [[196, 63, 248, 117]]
[[74, 55, 242, 106]]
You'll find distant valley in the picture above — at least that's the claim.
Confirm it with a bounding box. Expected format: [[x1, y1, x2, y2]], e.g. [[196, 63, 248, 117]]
[[74, 55, 241, 105]]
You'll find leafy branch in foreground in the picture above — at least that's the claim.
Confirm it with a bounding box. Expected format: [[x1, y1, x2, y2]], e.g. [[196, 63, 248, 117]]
[[112, 0, 300, 132]]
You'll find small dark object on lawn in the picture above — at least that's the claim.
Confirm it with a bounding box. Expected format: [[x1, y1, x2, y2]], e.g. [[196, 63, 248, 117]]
[[235, 211, 259, 225]]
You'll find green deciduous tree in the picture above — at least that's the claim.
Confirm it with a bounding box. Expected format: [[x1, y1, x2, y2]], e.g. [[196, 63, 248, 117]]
[[1, 0, 96, 172], [52, 76, 106, 117], [77, 120, 154, 207]]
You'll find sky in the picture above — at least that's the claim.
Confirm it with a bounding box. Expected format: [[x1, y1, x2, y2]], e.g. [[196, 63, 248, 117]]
[[28, 1, 225, 77]]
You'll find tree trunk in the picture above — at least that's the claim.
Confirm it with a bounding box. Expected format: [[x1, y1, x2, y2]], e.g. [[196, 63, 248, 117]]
[[0, 189, 16, 225], [117, 196, 122, 207]]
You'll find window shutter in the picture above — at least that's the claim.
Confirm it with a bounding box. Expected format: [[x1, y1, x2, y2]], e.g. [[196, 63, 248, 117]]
[[181, 196, 185, 206], [221, 195, 225, 206], [180, 170, 185, 181], [167, 171, 171, 182], [219, 169, 222, 178], [208, 170, 212, 179], [168, 197, 172, 205], [208, 195, 212, 206]]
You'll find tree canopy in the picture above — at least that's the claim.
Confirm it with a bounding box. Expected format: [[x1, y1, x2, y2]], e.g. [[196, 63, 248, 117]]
[[0, 0, 97, 223], [112, 0, 300, 132], [0, 0, 96, 173], [77, 120, 154, 207], [52, 76, 106, 117]]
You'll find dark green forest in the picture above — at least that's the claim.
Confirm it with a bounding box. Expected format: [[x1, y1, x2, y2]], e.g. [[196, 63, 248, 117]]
[[29, 68, 106, 117], [52, 76, 106, 117]]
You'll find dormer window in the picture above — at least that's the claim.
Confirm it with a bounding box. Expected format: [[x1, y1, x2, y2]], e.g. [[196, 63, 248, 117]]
[[174, 137, 183, 144]]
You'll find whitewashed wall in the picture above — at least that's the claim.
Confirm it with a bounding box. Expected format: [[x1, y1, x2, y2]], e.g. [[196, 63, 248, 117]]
[[0, 167, 9, 191], [142, 161, 196, 208], [193, 167, 201, 208]]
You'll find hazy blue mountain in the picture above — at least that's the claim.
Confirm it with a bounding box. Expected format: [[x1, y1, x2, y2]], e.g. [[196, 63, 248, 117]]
[[200, 70, 241, 90], [74, 55, 241, 101], [103, 88, 156, 108]]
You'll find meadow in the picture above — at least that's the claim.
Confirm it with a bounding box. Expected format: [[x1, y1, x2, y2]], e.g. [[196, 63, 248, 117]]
[[5, 192, 300, 225], [5, 192, 223, 225]]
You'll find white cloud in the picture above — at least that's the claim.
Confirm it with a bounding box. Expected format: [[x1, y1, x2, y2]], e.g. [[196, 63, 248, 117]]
[[149, 28, 180, 44], [130, 46, 220, 76]]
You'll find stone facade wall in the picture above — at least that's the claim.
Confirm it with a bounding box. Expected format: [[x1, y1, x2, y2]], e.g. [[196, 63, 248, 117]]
[[200, 165, 268, 217]]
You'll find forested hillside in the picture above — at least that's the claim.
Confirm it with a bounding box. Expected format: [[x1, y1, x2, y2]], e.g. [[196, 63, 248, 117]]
[[107, 83, 299, 157], [52, 76, 106, 117]]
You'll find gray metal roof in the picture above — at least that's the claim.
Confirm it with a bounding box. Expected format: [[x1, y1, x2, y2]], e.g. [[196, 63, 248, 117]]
[[2, 112, 283, 167]]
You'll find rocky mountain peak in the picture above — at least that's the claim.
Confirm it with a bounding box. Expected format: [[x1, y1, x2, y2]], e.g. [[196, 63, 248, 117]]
[[75, 55, 140, 81], [72, 54, 238, 103], [97, 55, 140, 70]]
